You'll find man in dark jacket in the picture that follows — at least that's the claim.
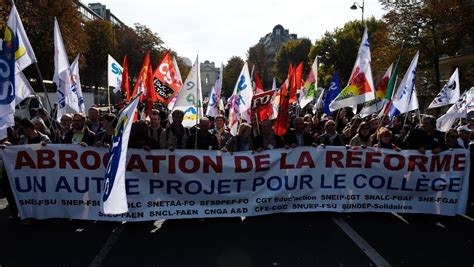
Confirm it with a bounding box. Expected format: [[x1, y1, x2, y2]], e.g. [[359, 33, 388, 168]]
[[404, 115, 445, 153], [284, 117, 314, 147], [254, 119, 284, 151], [187, 117, 219, 150], [63, 113, 96, 146]]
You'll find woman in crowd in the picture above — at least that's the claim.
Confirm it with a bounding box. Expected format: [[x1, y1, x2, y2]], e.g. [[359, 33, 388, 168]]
[[349, 122, 372, 147], [373, 127, 399, 150], [223, 123, 253, 152]]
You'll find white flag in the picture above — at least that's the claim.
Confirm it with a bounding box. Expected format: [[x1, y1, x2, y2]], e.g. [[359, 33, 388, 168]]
[[313, 87, 325, 114], [171, 56, 203, 128], [467, 87, 474, 114], [436, 90, 468, 132], [15, 71, 34, 105], [359, 64, 393, 118], [108, 55, 123, 91], [101, 95, 140, 214], [70, 54, 85, 113], [330, 28, 375, 111], [228, 63, 254, 135], [428, 68, 460, 109], [299, 56, 318, 109], [8, 4, 37, 73], [391, 52, 420, 116], [53, 18, 74, 121], [206, 63, 223, 117]]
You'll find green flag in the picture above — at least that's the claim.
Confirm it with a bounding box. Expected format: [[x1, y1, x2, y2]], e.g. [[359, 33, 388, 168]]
[[385, 50, 403, 100]]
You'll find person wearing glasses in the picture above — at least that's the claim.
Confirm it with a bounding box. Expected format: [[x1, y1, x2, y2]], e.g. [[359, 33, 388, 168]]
[[444, 129, 463, 150], [317, 120, 344, 147], [63, 113, 96, 147]]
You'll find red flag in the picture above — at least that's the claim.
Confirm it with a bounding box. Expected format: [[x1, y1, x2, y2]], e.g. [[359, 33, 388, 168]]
[[251, 89, 276, 122], [153, 52, 183, 105], [290, 62, 303, 104], [274, 65, 293, 136], [254, 73, 264, 94], [131, 53, 155, 116], [121, 55, 130, 105]]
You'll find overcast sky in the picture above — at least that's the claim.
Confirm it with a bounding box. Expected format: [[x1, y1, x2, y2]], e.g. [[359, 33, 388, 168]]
[[84, 0, 387, 64]]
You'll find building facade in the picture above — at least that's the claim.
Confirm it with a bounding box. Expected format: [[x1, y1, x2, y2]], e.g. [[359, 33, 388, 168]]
[[200, 61, 220, 99], [257, 24, 298, 85]]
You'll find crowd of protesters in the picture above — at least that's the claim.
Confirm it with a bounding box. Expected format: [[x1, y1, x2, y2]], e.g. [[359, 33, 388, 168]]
[[0, 103, 473, 220]]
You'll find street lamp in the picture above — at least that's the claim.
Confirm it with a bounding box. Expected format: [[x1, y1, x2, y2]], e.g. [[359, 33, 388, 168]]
[[350, 0, 365, 22]]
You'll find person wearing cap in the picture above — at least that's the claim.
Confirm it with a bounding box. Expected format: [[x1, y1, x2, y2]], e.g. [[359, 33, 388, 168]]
[[457, 125, 471, 148]]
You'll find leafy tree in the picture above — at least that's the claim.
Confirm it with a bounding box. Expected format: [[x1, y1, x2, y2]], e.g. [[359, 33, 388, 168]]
[[8, 0, 88, 82], [308, 18, 391, 87], [83, 20, 114, 88], [247, 43, 269, 87], [273, 38, 313, 84], [382, 0, 473, 96], [114, 25, 143, 77], [222, 56, 245, 97], [134, 23, 165, 67]]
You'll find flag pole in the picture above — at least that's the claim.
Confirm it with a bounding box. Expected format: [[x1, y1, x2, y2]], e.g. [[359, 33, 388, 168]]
[[195, 56, 200, 150], [34, 62, 53, 111]]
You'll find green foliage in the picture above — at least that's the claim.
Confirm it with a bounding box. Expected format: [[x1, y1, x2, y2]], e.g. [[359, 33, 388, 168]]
[[273, 38, 313, 84], [308, 18, 391, 88], [247, 43, 268, 87], [83, 20, 114, 88], [12, 0, 88, 81], [222, 56, 245, 97]]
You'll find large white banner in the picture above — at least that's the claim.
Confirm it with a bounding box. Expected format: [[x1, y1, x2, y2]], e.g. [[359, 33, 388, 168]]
[[1, 145, 470, 221]]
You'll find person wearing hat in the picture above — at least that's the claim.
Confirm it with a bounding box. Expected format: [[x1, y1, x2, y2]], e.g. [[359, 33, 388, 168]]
[[457, 125, 471, 148]]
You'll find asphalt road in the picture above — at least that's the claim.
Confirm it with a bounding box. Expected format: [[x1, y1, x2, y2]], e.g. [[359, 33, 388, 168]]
[[1, 198, 473, 267]]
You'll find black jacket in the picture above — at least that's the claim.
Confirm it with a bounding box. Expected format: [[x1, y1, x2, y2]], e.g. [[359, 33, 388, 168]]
[[63, 127, 96, 146], [283, 129, 314, 147]]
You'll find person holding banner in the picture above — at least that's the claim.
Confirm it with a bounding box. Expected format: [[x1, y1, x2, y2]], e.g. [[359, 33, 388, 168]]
[[349, 122, 372, 147], [211, 115, 232, 150], [254, 120, 284, 151], [147, 109, 164, 146], [17, 119, 50, 145], [283, 117, 314, 147], [404, 115, 445, 154], [223, 123, 253, 152], [317, 120, 344, 147], [160, 109, 190, 150], [373, 127, 400, 150], [187, 117, 218, 150], [457, 125, 471, 149], [63, 113, 96, 147]]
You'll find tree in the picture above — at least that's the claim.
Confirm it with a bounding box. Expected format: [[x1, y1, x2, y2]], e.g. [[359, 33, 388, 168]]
[[10, 0, 88, 82], [114, 25, 144, 78], [83, 20, 114, 88], [273, 38, 313, 84], [247, 43, 268, 87], [382, 0, 473, 96], [134, 23, 165, 67], [308, 18, 391, 87], [222, 56, 245, 97]]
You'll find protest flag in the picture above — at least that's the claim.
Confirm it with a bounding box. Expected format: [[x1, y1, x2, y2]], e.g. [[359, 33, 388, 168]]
[[428, 68, 460, 109], [359, 64, 393, 118], [206, 63, 224, 117], [390, 51, 420, 117], [299, 56, 318, 109], [323, 72, 342, 115], [101, 93, 141, 214], [153, 52, 184, 105], [329, 28, 375, 111], [251, 89, 277, 122], [228, 62, 253, 135], [171, 56, 203, 128]]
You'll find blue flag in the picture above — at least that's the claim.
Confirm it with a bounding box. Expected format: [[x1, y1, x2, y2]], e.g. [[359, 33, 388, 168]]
[[323, 73, 342, 115]]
